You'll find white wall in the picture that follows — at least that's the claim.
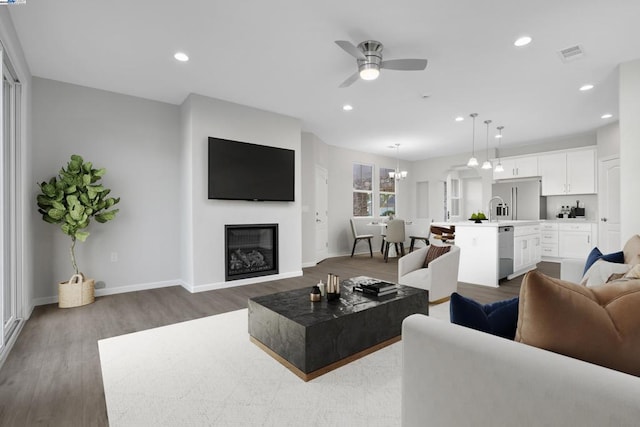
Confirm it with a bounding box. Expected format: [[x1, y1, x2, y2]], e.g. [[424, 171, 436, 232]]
[[412, 151, 494, 224], [499, 132, 596, 158], [597, 121, 620, 159], [620, 59, 640, 241], [300, 132, 326, 266], [31, 78, 182, 302], [181, 94, 302, 290]]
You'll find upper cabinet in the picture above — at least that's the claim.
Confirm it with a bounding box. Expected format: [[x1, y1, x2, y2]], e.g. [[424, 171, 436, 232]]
[[493, 155, 538, 180], [538, 148, 596, 196]]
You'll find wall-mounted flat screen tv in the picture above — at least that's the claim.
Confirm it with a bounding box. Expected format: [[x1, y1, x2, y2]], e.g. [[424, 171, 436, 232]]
[[208, 137, 295, 202]]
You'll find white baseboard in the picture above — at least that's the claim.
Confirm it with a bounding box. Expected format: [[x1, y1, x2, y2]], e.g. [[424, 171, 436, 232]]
[[32, 279, 185, 307], [301, 261, 317, 268], [186, 270, 303, 293]]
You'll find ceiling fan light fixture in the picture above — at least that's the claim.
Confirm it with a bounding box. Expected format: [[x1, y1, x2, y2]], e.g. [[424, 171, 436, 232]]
[[359, 65, 380, 81]]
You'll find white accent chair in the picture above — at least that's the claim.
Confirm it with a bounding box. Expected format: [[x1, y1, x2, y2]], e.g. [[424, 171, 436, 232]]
[[398, 242, 460, 303], [349, 218, 373, 257]]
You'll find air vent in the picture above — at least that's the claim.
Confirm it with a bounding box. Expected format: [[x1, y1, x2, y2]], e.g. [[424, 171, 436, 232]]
[[558, 45, 585, 62]]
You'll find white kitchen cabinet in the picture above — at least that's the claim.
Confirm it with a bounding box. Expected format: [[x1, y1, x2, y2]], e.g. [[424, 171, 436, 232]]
[[558, 223, 594, 259], [541, 222, 559, 257], [493, 155, 538, 180], [539, 149, 596, 196], [514, 224, 541, 273]]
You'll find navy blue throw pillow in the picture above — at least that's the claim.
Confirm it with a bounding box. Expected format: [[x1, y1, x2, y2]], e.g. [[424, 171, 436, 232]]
[[449, 292, 519, 340], [583, 247, 625, 275]]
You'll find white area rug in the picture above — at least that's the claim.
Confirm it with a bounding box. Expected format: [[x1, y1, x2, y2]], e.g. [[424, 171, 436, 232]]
[[99, 303, 450, 427]]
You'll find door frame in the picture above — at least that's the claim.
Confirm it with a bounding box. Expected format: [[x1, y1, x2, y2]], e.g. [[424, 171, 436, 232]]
[[598, 155, 621, 253], [314, 166, 329, 263]]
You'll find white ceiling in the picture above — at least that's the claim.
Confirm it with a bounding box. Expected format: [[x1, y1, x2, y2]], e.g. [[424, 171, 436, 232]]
[[8, 1, 640, 160]]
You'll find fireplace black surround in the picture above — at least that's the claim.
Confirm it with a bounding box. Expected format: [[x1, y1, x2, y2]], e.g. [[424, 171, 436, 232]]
[[225, 224, 278, 281]]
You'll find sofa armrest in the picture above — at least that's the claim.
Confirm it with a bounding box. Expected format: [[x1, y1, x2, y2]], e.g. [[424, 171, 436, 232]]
[[560, 258, 585, 283], [401, 314, 640, 427], [398, 247, 428, 279]]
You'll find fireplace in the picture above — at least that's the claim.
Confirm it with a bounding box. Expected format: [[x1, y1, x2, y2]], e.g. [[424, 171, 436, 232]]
[[225, 224, 278, 281]]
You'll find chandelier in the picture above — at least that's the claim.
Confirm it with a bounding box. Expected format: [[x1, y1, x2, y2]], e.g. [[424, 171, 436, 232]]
[[389, 143, 408, 180]]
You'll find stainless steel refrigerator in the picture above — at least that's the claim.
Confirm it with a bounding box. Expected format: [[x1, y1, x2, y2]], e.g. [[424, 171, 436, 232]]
[[491, 178, 547, 220]]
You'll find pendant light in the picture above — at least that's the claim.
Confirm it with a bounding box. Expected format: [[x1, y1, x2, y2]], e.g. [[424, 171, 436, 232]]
[[494, 126, 505, 172], [388, 143, 408, 180], [466, 113, 479, 167], [481, 119, 493, 169]]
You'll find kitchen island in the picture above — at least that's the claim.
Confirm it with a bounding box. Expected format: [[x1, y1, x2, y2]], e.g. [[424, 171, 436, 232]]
[[433, 220, 541, 287]]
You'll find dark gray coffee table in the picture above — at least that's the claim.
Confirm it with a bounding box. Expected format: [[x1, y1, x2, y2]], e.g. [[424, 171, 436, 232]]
[[248, 278, 429, 381]]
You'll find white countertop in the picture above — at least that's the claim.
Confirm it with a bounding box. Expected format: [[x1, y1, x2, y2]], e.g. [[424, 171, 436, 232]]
[[541, 219, 597, 223], [432, 220, 541, 228]]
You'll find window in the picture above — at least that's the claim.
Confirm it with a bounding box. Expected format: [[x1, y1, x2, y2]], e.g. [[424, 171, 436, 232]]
[[1, 49, 21, 350], [352, 163, 373, 217], [379, 167, 395, 217]]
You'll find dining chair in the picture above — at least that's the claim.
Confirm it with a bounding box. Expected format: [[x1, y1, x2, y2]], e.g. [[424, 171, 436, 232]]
[[383, 219, 406, 262], [350, 218, 374, 257]]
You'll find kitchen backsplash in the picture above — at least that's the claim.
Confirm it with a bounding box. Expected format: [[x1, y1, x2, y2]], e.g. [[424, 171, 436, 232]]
[[545, 194, 597, 220]]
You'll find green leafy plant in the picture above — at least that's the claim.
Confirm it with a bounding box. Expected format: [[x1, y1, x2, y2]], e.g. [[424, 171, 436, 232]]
[[37, 154, 120, 275]]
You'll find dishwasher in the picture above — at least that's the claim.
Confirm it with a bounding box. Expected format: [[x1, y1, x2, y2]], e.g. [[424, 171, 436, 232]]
[[498, 226, 514, 280]]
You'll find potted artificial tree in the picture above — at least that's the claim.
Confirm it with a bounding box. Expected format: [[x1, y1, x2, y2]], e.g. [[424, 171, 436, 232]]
[[37, 154, 120, 308]]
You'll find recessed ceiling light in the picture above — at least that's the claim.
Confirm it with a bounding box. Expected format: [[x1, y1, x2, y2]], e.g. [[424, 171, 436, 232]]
[[580, 84, 594, 91], [343, 104, 353, 111], [601, 113, 613, 119], [174, 52, 189, 62], [455, 116, 464, 122], [514, 36, 532, 47]]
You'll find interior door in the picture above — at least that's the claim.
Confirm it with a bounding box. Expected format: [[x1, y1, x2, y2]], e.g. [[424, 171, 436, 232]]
[[315, 166, 329, 263], [598, 157, 621, 253]]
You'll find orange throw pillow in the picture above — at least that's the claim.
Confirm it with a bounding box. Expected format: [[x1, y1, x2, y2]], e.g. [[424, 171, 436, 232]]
[[515, 270, 640, 376], [422, 245, 450, 268]]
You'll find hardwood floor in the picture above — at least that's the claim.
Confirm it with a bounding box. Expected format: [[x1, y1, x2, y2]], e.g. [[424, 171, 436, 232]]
[[0, 253, 559, 426]]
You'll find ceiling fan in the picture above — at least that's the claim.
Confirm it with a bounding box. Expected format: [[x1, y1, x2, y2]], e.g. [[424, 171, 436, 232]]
[[335, 40, 428, 88]]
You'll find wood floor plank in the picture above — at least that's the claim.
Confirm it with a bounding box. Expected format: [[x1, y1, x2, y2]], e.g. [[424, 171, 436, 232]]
[[0, 256, 560, 427]]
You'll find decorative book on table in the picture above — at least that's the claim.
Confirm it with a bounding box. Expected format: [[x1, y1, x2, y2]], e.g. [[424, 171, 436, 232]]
[[353, 286, 398, 297], [348, 276, 398, 296]]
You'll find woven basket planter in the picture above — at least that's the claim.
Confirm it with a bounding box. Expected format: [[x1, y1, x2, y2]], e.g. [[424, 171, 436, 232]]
[[58, 274, 95, 308]]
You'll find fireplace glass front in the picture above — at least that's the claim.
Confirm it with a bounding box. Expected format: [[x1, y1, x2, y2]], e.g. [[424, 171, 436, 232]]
[[225, 224, 278, 281]]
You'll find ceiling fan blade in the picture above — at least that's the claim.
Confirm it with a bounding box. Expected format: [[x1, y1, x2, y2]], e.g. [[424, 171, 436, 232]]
[[338, 71, 360, 88], [380, 58, 428, 71], [335, 40, 366, 60]]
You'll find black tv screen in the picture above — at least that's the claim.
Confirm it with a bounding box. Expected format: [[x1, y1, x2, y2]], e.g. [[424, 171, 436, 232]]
[[208, 137, 295, 201]]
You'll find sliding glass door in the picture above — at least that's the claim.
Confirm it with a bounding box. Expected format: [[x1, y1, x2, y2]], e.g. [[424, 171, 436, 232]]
[[1, 47, 21, 351]]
